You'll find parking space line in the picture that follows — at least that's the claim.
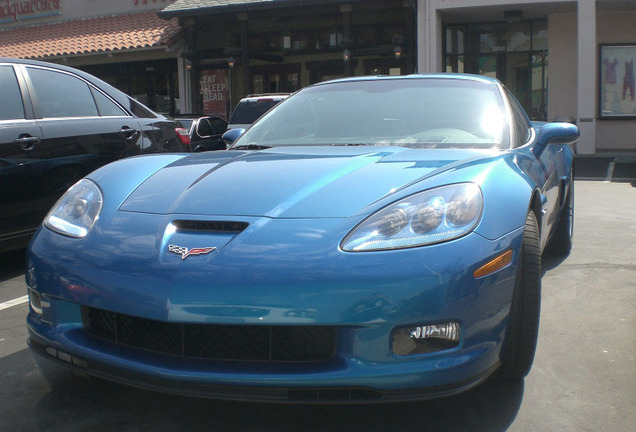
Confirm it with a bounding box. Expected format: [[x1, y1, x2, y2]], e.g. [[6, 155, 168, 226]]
[[0, 295, 28, 311]]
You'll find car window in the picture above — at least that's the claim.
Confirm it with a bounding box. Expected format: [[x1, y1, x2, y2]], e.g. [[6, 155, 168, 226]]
[[90, 87, 128, 117], [507, 90, 532, 147], [0, 66, 26, 120], [230, 99, 281, 124], [27, 67, 99, 118], [129, 98, 156, 119], [178, 119, 194, 130], [197, 118, 213, 137], [238, 79, 510, 150], [210, 117, 228, 134]]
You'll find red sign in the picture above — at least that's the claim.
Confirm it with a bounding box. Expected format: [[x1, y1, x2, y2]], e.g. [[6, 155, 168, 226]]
[[200, 69, 228, 118], [0, 0, 61, 24]]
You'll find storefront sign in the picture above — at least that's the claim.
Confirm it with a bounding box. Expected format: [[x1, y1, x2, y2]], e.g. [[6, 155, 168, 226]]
[[200, 69, 228, 118], [0, 0, 61, 24]]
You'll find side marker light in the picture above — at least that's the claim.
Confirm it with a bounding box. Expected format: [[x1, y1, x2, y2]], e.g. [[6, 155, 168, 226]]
[[473, 249, 513, 279]]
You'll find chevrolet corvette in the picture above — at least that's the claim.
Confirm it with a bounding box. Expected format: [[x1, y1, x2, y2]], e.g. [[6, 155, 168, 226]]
[[26, 74, 579, 402]]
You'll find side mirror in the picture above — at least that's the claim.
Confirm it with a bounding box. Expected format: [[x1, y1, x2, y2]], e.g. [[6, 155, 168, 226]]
[[222, 128, 246, 147], [533, 122, 579, 157]]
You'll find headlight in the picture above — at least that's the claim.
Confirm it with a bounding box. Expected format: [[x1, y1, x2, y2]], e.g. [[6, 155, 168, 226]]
[[44, 179, 103, 238], [341, 183, 482, 252]]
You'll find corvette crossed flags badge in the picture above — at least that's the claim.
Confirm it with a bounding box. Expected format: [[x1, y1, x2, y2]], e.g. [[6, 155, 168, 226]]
[[168, 244, 217, 260]]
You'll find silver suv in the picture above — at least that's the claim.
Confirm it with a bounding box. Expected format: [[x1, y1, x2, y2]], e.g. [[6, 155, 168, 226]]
[[228, 93, 290, 130]]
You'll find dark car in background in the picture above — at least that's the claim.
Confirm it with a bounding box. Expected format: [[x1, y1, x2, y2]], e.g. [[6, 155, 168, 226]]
[[227, 93, 289, 130], [173, 115, 228, 152], [0, 57, 191, 253]]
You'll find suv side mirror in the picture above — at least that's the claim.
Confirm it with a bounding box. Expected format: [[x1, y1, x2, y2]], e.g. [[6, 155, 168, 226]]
[[533, 122, 579, 157], [222, 128, 246, 147]]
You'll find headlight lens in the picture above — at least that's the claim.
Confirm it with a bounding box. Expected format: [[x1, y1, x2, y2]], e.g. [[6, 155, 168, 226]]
[[44, 179, 103, 238], [341, 183, 482, 252]]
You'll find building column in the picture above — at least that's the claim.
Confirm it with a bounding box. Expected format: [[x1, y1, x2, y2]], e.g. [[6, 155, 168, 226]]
[[576, 0, 597, 154], [177, 57, 190, 114], [417, 0, 442, 73], [239, 14, 251, 95]]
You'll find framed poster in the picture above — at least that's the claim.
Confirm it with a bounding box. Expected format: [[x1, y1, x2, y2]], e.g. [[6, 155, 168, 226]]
[[199, 69, 229, 118], [599, 44, 636, 118]]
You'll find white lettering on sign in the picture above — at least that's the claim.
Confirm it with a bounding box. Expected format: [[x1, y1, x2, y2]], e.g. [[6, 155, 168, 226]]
[[0, 0, 61, 24]]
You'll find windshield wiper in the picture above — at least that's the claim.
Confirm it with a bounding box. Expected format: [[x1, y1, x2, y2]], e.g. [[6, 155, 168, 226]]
[[231, 144, 271, 151]]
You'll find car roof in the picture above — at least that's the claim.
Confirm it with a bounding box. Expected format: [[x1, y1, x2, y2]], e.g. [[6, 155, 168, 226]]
[[315, 73, 502, 87], [238, 93, 290, 102]]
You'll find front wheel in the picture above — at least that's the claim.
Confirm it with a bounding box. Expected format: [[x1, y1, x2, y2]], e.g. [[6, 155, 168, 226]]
[[499, 211, 542, 380]]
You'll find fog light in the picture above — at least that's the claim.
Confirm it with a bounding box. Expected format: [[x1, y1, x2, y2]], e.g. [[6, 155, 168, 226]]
[[392, 322, 461, 356], [29, 289, 43, 315]]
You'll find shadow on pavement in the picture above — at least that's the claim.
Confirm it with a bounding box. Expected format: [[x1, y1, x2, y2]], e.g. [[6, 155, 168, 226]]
[[542, 250, 570, 273], [1, 348, 524, 432]]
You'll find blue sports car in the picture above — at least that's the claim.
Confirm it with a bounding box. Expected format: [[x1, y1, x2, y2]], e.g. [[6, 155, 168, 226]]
[[26, 74, 578, 402]]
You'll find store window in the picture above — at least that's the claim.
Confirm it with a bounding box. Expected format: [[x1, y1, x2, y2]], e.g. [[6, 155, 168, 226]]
[[444, 20, 548, 121], [251, 67, 300, 94], [81, 60, 179, 115]]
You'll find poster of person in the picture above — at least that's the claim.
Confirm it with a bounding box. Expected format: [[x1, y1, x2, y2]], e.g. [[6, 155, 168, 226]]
[[200, 69, 228, 118], [600, 44, 636, 118]]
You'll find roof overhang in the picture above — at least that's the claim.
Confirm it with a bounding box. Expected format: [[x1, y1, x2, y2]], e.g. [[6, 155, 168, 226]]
[[159, 0, 374, 20]]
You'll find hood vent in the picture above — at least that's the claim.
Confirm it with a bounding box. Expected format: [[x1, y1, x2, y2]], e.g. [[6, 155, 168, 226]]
[[173, 220, 249, 233]]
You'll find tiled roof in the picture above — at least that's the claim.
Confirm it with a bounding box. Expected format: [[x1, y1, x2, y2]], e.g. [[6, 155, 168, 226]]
[[0, 12, 181, 59]]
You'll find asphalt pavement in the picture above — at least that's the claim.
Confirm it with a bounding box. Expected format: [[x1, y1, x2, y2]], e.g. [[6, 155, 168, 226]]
[[0, 179, 634, 431]]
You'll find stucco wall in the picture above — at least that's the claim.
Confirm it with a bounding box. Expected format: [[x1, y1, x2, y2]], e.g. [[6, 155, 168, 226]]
[[596, 10, 636, 152], [547, 12, 577, 123], [0, 0, 175, 29]]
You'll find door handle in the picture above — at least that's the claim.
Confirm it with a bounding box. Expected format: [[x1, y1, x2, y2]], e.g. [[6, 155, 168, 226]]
[[120, 127, 137, 139], [14, 135, 40, 150]]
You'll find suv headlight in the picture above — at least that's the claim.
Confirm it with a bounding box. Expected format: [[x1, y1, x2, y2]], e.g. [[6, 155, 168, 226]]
[[44, 179, 103, 238], [341, 183, 482, 252]]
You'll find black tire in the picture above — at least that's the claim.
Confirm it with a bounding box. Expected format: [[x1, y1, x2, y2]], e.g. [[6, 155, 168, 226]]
[[547, 176, 574, 256], [499, 211, 542, 380]]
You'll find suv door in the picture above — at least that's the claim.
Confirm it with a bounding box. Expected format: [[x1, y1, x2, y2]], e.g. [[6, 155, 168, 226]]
[[0, 64, 47, 250]]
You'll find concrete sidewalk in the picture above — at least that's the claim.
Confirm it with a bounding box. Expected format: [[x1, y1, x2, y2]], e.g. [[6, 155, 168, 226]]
[[575, 155, 636, 182]]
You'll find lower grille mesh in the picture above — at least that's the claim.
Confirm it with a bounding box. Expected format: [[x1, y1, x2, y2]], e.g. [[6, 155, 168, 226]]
[[81, 307, 337, 362]]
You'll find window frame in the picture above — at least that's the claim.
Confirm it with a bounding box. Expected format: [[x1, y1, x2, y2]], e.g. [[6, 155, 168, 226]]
[[20, 64, 132, 120]]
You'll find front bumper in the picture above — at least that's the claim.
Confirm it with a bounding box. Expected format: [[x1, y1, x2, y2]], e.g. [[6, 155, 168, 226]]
[[26, 215, 523, 402], [28, 324, 500, 403]]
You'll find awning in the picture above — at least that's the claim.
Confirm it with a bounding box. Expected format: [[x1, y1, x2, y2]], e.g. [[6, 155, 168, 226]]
[[159, 0, 368, 19], [0, 11, 181, 59]]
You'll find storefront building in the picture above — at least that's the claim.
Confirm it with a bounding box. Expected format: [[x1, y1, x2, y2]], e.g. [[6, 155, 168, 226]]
[[159, 0, 416, 119], [1, 0, 634, 156], [0, 0, 184, 115], [418, 0, 636, 155]]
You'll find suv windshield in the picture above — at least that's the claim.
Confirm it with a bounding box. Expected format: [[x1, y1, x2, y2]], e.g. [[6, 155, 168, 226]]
[[230, 98, 284, 125], [235, 78, 510, 150]]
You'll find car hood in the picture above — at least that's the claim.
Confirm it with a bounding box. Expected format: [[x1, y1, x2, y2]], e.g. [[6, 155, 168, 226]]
[[119, 146, 495, 218]]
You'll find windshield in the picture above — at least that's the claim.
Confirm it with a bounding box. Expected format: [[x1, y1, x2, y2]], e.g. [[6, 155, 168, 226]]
[[234, 78, 510, 150], [230, 99, 284, 125]]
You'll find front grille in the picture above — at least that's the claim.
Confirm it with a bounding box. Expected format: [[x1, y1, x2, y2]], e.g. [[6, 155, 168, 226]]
[[81, 307, 337, 363]]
